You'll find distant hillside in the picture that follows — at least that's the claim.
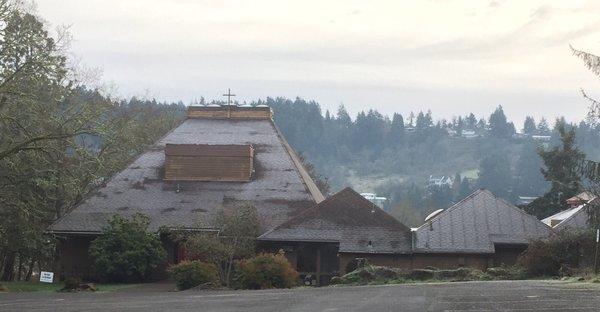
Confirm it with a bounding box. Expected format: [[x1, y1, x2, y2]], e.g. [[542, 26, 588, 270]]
[[261, 97, 600, 226]]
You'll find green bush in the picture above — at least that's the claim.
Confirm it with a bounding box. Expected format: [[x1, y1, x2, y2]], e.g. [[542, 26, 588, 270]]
[[168, 261, 219, 290], [89, 214, 167, 282], [235, 252, 299, 289], [518, 230, 595, 277]]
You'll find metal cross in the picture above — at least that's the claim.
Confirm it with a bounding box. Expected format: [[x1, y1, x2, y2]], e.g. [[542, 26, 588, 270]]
[[222, 89, 236, 106]]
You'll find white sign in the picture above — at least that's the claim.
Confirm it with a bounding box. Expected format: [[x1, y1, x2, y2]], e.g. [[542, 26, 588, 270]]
[[40, 271, 54, 283], [597, 229, 599, 243]]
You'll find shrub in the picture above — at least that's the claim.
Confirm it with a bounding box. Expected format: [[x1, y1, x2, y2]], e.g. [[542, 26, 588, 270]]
[[170, 204, 260, 287], [235, 251, 299, 289], [168, 261, 219, 290], [63, 277, 81, 291], [89, 214, 167, 282], [408, 269, 435, 280], [0, 284, 5, 292], [485, 266, 527, 280], [518, 230, 595, 277]]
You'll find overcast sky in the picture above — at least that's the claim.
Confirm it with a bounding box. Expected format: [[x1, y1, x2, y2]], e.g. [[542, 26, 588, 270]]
[[37, 0, 600, 127]]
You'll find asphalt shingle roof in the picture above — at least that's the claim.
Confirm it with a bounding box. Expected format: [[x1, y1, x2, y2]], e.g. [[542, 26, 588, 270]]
[[51, 118, 323, 234], [258, 187, 413, 254], [414, 189, 552, 254]]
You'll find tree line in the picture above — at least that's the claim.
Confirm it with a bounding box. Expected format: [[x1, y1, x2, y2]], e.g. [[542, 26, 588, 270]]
[[265, 98, 600, 226], [0, 2, 186, 281]]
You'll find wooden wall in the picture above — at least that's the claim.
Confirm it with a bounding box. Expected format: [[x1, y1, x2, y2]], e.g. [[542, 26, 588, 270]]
[[187, 106, 272, 120], [164, 144, 254, 182]]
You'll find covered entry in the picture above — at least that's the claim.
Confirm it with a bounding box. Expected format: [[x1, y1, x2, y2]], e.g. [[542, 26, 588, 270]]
[[259, 241, 340, 286]]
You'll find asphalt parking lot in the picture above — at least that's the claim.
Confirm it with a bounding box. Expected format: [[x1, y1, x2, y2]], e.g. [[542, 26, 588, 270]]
[[1, 280, 599, 312]]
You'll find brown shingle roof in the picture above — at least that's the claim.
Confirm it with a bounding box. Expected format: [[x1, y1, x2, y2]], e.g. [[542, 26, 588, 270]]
[[258, 187, 412, 254], [414, 189, 552, 254], [51, 117, 323, 234]]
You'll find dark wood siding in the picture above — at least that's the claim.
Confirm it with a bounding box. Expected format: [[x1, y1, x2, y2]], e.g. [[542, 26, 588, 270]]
[[187, 106, 272, 120]]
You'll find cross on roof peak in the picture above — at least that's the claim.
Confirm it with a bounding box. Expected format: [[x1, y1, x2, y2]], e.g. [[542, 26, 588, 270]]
[[222, 88, 236, 106]]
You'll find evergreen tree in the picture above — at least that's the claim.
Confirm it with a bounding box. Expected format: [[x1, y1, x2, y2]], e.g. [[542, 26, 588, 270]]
[[488, 105, 514, 138], [525, 122, 585, 218], [514, 141, 548, 196], [466, 113, 477, 129], [457, 177, 472, 202], [523, 116, 536, 135], [537, 118, 550, 135], [478, 153, 513, 200], [388, 113, 405, 144]]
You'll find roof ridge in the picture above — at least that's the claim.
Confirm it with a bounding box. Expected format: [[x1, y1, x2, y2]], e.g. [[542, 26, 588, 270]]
[[259, 187, 411, 239], [270, 120, 325, 203], [482, 189, 554, 231], [262, 187, 350, 235], [343, 187, 412, 232]]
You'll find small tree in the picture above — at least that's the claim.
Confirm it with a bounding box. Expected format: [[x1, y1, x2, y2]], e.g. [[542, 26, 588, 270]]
[[89, 214, 166, 282], [173, 204, 260, 287]]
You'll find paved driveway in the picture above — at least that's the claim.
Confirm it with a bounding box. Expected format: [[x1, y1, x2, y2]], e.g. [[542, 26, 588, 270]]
[[1, 280, 599, 311]]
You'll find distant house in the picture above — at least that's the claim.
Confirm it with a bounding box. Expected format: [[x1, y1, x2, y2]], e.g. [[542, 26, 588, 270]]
[[427, 175, 453, 188], [531, 135, 551, 142], [566, 191, 596, 208], [461, 129, 478, 139], [360, 192, 390, 212], [542, 191, 598, 230]]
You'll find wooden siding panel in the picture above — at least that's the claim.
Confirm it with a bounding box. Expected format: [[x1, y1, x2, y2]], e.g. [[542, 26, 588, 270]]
[[187, 106, 272, 120], [164, 144, 254, 182]]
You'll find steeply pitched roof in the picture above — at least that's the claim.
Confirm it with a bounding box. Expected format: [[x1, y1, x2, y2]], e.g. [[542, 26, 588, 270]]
[[51, 116, 324, 234], [414, 189, 552, 254], [258, 187, 413, 254]]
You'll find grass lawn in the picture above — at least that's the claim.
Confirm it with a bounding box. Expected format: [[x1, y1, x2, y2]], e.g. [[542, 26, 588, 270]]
[[0, 281, 140, 293]]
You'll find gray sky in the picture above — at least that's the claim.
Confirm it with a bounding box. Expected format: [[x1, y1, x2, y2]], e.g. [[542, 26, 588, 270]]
[[37, 0, 600, 127]]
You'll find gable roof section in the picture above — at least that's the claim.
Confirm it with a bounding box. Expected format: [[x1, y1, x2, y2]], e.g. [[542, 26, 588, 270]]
[[553, 197, 599, 231], [258, 187, 412, 254], [414, 189, 552, 254], [51, 116, 324, 235]]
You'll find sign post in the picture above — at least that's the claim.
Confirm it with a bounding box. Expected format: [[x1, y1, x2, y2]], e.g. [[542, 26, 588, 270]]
[[39, 271, 54, 283], [595, 229, 599, 275]]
